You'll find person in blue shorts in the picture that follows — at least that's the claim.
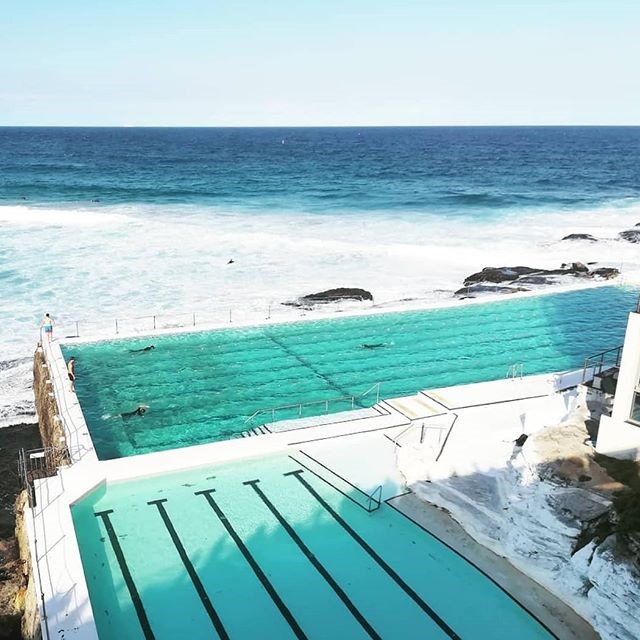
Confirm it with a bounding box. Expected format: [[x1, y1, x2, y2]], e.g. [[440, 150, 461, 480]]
[[40, 313, 55, 342]]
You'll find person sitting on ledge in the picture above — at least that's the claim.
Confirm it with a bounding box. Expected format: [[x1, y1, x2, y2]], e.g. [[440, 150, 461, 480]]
[[67, 356, 76, 392], [120, 404, 149, 419], [129, 345, 155, 353]]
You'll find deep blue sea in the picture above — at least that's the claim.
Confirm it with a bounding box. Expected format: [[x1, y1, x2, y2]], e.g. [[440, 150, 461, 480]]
[[1, 126, 639, 426], [1, 126, 639, 212]]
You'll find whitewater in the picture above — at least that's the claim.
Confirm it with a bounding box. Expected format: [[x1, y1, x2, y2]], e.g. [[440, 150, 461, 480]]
[[2, 198, 640, 427]]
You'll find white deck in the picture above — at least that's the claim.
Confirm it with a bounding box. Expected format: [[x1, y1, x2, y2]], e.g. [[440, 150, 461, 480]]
[[29, 332, 589, 639]]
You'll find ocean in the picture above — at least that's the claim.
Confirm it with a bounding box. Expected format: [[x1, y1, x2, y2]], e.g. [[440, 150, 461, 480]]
[[1, 126, 639, 426]]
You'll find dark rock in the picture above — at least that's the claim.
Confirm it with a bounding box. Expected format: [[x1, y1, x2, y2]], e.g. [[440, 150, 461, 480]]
[[515, 275, 556, 285], [283, 287, 373, 307], [620, 229, 640, 243], [463, 266, 539, 286], [561, 233, 598, 242], [590, 267, 620, 280], [454, 284, 530, 297], [515, 434, 528, 447]]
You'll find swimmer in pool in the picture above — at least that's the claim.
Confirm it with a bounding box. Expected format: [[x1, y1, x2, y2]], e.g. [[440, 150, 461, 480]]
[[129, 345, 155, 353], [361, 343, 386, 349], [120, 405, 149, 419]]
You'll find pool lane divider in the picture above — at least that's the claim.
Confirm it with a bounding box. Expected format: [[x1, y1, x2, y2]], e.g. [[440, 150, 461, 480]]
[[147, 498, 230, 640], [94, 509, 155, 640], [284, 470, 461, 640], [195, 488, 308, 640], [243, 478, 382, 640]]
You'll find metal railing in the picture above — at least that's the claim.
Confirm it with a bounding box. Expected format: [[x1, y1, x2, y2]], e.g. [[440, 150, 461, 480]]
[[506, 363, 524, 380], [244, 382, 382, 428], [390, 413, 459, 462], [17, 447, 56, 640], [582, 345, 623, 383], [293, 451, 384, 512]]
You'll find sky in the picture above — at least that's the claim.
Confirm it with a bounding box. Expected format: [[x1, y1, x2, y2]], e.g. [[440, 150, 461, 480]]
[[1, 0, 638, 126]]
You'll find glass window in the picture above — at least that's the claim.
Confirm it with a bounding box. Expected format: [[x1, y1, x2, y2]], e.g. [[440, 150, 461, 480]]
[[629, 391, 640, 424]]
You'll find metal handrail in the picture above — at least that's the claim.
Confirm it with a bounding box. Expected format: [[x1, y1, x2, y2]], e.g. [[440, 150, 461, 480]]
[[506, 363, 524, 380], [244, 382, 381, 427], [582, 345, 623, 383], [294, 451, 384, 512], [367, 485, 383, 511], [390, 413, 459, 462]]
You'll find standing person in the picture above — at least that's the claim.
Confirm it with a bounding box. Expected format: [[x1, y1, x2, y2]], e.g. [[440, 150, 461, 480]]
[[67, 357, 76, 392], [40, 313, 55, 342]]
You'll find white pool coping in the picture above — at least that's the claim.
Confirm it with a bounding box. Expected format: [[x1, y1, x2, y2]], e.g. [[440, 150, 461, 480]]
[[27, 346, 588, 640]]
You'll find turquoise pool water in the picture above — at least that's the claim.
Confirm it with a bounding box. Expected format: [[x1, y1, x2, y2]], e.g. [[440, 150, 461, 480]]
[[71, 454, 555, 639], [63, 286, 637, 460]]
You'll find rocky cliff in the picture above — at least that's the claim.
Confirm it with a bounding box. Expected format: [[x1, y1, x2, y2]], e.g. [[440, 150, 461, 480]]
[[397, 394, 640, 640]]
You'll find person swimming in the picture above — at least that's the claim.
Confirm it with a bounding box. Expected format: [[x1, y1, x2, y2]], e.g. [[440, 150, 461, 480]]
[[120, 405, 149, 419], [361, 343, 386, 349], [129, 345, 155, 353]]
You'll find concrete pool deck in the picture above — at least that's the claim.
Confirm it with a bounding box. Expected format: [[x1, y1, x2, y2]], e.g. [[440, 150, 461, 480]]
[[26, 339, 599, 639]]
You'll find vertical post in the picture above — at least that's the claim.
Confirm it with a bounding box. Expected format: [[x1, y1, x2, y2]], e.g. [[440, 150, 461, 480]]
[[229, 309, 232, 324], [420, 423, 425, 444], [75, 321, 79, 337], [192, 313, 196, 326], [115, 318, 119, 334], [267, 304, 271, 319], [153, 315, 156, 330]]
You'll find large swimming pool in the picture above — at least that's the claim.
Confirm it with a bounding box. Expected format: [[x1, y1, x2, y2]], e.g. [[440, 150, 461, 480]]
[[71, 454, 555, 639], [63, 286, 637, 459]]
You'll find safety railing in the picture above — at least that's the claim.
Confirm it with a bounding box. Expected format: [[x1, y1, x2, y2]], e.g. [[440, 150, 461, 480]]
[[292, 451, 384, 512], [18, 447, 55, 640], [506, 363, 524, 380], [390, 413, 459, 462], [244, 382, 381, 428], [582, 345, 623, 383]]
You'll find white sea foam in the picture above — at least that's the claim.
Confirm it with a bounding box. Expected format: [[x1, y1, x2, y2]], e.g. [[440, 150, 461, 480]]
[[2, 200, 640, 427]]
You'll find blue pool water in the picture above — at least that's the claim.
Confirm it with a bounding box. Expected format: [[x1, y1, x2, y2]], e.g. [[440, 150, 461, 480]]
[[71, 454, 555, 639], [63, 286, 637, 460]]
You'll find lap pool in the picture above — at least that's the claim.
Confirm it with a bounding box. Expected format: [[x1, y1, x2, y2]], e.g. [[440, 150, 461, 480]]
[[71, 454, 555, 640], [63, 286, 637, 459]]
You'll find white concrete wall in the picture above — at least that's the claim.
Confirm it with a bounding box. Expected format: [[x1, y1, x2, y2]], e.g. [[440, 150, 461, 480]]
[[596, 312, 640, 460]]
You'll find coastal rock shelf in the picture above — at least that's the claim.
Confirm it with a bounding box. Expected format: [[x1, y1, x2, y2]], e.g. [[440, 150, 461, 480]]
[[283, 287, 374, 308], [456, 263, 620, 297]]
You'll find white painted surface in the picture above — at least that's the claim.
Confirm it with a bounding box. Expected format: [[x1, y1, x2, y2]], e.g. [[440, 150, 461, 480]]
[[596, 311, 640, 460]]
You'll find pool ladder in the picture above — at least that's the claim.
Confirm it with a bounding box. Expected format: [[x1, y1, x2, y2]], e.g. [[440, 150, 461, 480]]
[[506, 363, 524, 380]]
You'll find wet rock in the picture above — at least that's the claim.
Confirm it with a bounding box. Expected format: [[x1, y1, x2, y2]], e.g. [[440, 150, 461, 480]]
[[590, 267, 620, 280], [515, 275, 556, 285], [454, 284, 529, 297], [562, 233, 598, 242], [463, 266, 539, 286], [619, 230, 640, 243], [283, 287, 373, 307]]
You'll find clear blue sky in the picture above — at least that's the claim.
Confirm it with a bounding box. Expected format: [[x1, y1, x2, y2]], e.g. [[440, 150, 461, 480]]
[[1, 0, 638, 126]]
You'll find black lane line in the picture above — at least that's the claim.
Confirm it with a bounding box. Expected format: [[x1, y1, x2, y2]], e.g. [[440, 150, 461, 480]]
[[286, 470, 461, 640], [243, 479, 381, 640], [94, 509, 155, 640], [288, 455, 368, 512], [264, 333, 358, 403], [147, 499, 229, 640], [384, 498, 560, 640], [195, 489, 308, 640]]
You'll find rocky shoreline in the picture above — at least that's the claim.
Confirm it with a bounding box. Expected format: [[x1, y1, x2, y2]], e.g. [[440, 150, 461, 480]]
[[0, 423, 41, 640]]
